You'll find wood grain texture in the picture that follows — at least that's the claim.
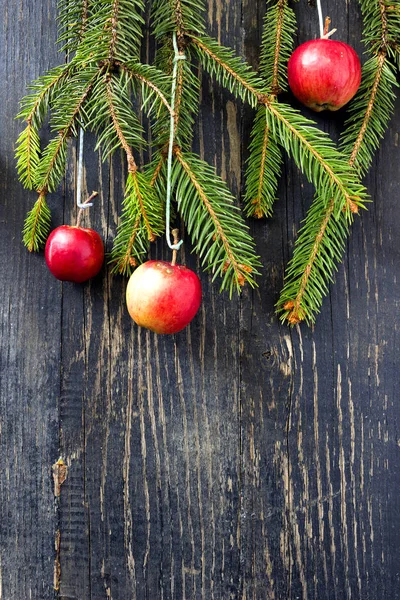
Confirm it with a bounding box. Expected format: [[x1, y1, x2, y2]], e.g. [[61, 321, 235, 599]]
[[0, 0, 399, 599]]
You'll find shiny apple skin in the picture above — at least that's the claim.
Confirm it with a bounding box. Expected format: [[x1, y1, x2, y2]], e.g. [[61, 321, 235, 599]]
[[45, 225, 105, 283], [287, 39, 361, 111], [126, 260, 202, 334]]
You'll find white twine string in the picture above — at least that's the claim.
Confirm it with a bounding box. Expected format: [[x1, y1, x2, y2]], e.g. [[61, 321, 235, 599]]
[[316, 0, 325, 38], [165, 32, 185, 252], [316, 0, 337, 38], [76, 127, 93, 209]]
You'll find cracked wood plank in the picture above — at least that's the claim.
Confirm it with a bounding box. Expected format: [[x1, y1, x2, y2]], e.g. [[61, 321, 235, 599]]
[[0, 0, 400, 599]]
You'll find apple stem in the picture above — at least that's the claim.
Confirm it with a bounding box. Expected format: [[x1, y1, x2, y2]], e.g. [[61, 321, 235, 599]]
[[323, 16, 331, 36], [171, 228, 180, 266], [76, 191, 98, 227]]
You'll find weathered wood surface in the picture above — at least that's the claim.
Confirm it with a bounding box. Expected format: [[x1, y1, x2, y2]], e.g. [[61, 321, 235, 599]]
[[1, 0, 400, 598]]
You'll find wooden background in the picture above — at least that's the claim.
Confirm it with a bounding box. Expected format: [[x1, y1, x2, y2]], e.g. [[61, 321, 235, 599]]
[[1, 0, 399, 598]]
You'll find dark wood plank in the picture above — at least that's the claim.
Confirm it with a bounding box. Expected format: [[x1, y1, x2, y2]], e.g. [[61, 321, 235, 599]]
[[1, 0, 400, 599], [240, 1, 400, 599], [0, 1, 62, 598]]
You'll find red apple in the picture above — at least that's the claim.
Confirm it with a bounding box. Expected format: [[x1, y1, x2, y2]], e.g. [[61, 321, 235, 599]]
[[287, 38, 361, 111], [45, 225, 104, 283], [126, 260, 202, 334]]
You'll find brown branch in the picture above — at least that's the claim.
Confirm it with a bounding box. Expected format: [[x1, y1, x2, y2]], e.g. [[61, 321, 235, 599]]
[[150, 155, 166, 187], [174, 0, 184, 39], [80, 0, 89, 35], [105, 83, 156, 239], [108, 0, 120, 63]]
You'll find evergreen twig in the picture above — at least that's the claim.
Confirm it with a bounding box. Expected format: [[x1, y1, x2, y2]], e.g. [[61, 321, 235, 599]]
[[16, 0, 395, 318], [277, 0, 400, 325]]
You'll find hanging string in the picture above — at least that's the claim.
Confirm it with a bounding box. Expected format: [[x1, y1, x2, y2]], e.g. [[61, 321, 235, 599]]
[[165, 32, 185, 252], [316, 1, 337, 39], [76, 127, 93, 209], [316, 0, 325, 38]]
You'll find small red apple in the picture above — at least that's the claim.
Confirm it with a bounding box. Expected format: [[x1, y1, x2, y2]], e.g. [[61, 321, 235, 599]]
[[45, 225, 104, 283], [287, 38, 361, 111], [126, 260, 202, 334]]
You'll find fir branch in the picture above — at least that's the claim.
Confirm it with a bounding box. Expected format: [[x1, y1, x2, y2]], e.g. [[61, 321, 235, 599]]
[[22, 192, 51, 252], [15, 65, 71, 190], [260, 0, 297, 95], [244, 105, 282, 218], [277, 197, 350, 325], [152, 48, 200, 150], [86, 71, 144, 163], [110, 171, 164, 275], [57, 0, 89, 53], [277, 0, 400, 325], [35, 69, 99, 194], [340, 0, 400, 174], [152, 0, 206, 38], [77, 0, 145, 64], [266, 101, 367, 214], [190, 35, 266, 108], [173, 149, 261, 295], [341, 55, 398, 174], [124, 62, 173, 116]]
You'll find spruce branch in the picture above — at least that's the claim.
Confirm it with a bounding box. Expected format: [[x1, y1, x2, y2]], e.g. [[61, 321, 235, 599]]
[[244, 0, 295, 219], [75, 0, 145, 65], [244, 105, 282, 218], [190, 35, 266, 107], [35, 68, 99, 195], [341, 55, 398, 174], [124, 63, 173, 116], [104, 73, 142, 170], [277, 198, 351, 325], [173, 149, 261, 295], [260, 0, 297, 95], [57, 0, 89, 53], [22, 192, 51, 252], [340, 0, 400, 175], [277, 0, 400, 325], [265, 101, 367, 214], [16, 65, 71, 190], [101, 74, 162, 247], [152, 0, 206, 39], [110, 171, 165, 274]]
